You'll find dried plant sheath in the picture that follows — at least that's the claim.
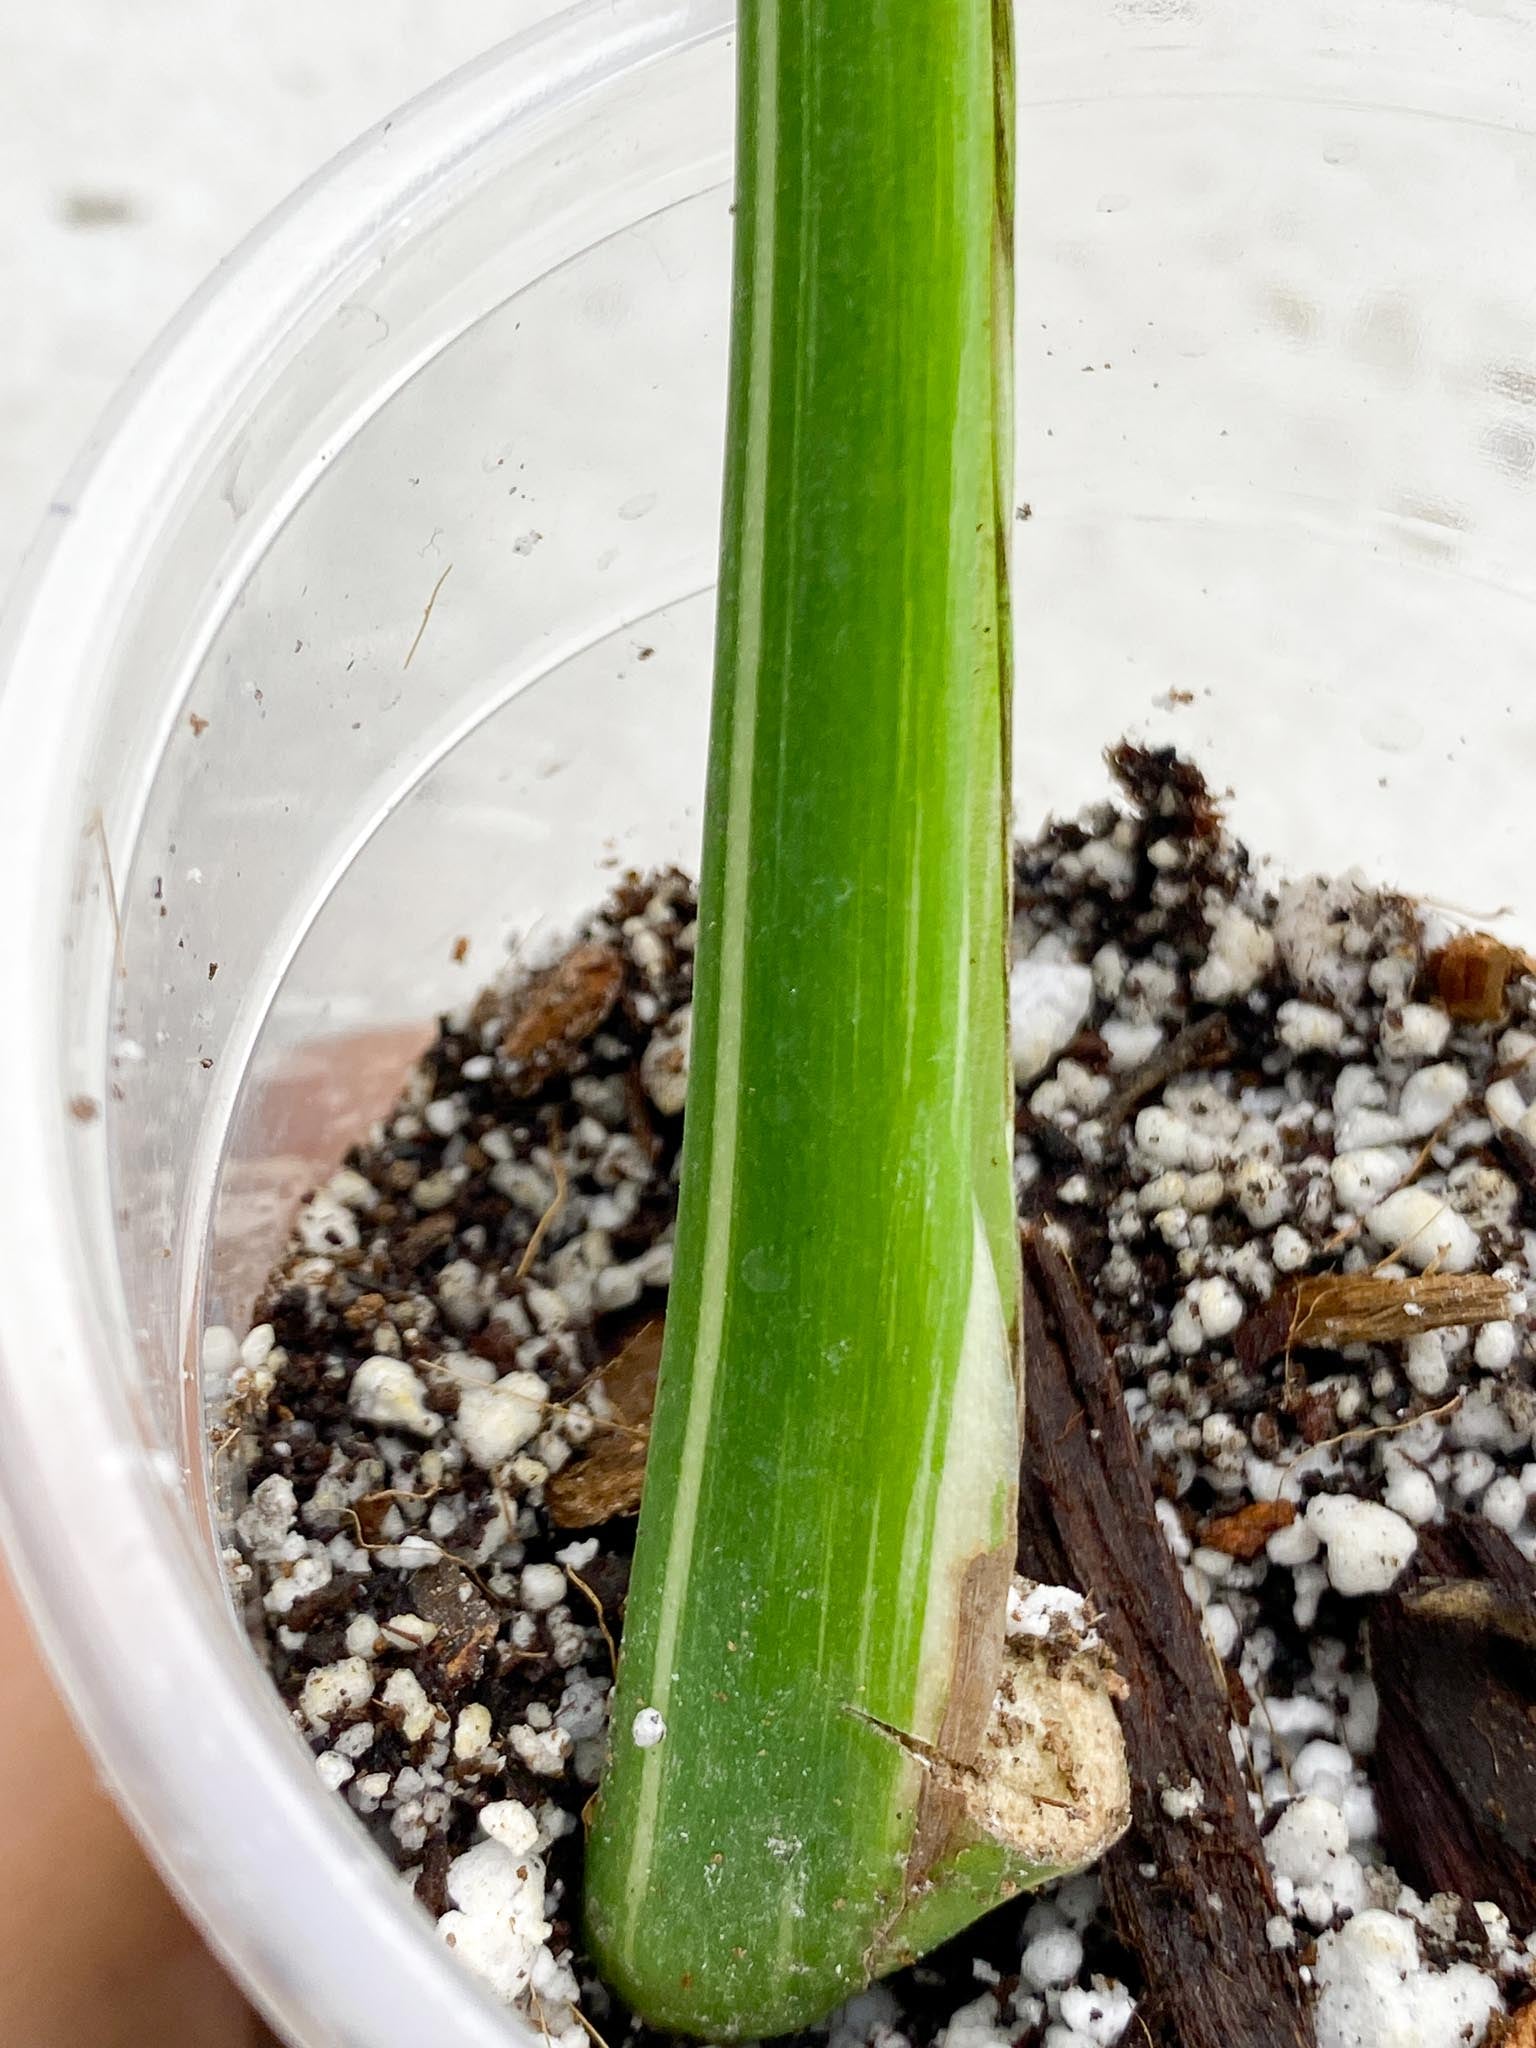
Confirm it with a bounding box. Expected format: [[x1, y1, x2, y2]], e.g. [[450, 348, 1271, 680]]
[[545, 1321, 661, 1529], [584, 1, 1125, 2036]]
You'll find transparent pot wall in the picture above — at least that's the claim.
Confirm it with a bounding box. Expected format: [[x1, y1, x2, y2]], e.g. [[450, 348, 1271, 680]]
[[126, 49, 734, 1448], [1, 1, 1534, 2045]]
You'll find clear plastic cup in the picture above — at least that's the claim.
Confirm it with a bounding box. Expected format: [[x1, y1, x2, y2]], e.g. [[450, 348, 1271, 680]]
[[1, 0, 1535, 2041]]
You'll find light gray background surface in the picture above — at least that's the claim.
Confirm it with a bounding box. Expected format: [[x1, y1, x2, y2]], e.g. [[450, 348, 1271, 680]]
[[0, 1, 568, 589]]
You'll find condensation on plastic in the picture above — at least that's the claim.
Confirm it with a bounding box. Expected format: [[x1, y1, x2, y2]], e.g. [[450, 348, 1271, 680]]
[[0, 1, 1534, 2042]]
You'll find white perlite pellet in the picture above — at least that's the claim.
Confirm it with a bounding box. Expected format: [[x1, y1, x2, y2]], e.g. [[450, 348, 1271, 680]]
[[344, 1614, 383, 1658], [1380, 1004, 1451, 1062], [300, 1657, 374, 1732], [375, 1533, 442, 1571], [1159, 1779, 1204, 1822], [1405, 1333, 1452, 1398], [1330, 1148, 1412, 1215], [1312, 1911, 1501, 2048], [437, 1803, 556, 2007], [1194, 1276, 1244, 1341], [1265, 1796, 1367, 1918], [1267, 1518, 1322, 1567], [1482, 1475, 1526, 1532], [1382, 1466, 1438, 1527], [1006, 1581, 1100, 1647], [454, 1705, 494, 1760], [382, 1669, 439, 1743], [1364, 1188, 1479, 1274], [1475, 1320, 1518, 1372], [236, 1474, 299, 1561], [1056, 1979, 1138, 2045], [263, 1549, 331, 1618], [1272, 1224, 1311, 1273], [1396, 1063, 1470, 1138], [380, 1613, 438, 1652], [1135, 1104, 1218, 1173], [933, 1994, 1010, 2048], [240, 1323, 277, 1369], [348, 1357, 441, 1438], [1020, 1921, 1084, 1992], [554, 1674, 610, 1742], [1306, 1496, 1417, 1598], [455, 1371, 547, 1469], [631, 1707, 668, 1749], [519, 1564, 567, 1613], [508, 1723, 572, 1777], [316, 1752, 356, 1792], [1487, 1077, 1527, 1132], [297, 1189, 361, 1255], [1192, 906, 1275, 1003], [1102, 1017, 1163, 1070], [1010, 958, 1095, 1084], [1278, 1000, 1347, 1054], [640, 1002, 692, 1115]]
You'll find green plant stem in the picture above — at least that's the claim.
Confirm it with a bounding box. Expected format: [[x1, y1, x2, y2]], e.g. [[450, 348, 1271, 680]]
[[583, 4, 1123, 2037]]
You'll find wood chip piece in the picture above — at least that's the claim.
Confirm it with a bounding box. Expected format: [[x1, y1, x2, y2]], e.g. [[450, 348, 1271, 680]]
[[1294, 1387, 1339, 1445], [1237, 1271, 1517, 1372], [1494, 1120, 1536, 1197], [395, 1209, 457, 1269], [545, 1319, 663, 1529], [1488, 2001, 1536, 2048], [1430, 931, 1533, 1023], [497, 942, 624, 1097], [1097, 1012, 1235, 1133], [1368, 1514, 1536, 1926], [1198, 1499, 1295, 1561], [1017, 1227, 1315, 2048], [411, 1562, 501, 1696]]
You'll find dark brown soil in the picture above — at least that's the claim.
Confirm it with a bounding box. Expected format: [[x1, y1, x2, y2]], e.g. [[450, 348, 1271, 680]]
[[226, 749, 1536, 2047]]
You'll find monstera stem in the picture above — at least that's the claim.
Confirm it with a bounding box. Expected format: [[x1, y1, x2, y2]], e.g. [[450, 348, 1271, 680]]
[[582, 2, 1126, 2036]]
